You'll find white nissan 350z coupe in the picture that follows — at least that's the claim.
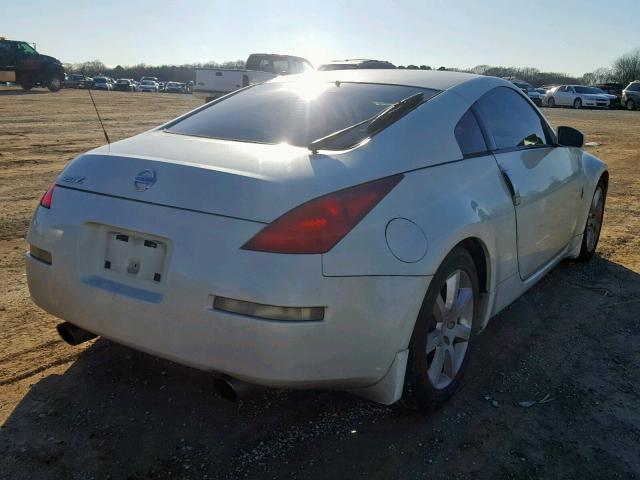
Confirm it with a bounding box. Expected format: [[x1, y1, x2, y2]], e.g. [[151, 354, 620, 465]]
[[27, 70, 607, 410]]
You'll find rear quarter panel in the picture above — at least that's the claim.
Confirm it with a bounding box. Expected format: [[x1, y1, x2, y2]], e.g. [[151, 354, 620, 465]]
[[321, 156, 518, 288]]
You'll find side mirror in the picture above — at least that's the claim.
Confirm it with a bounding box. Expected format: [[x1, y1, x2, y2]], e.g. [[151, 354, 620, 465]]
[[557, 126, 584, 148]]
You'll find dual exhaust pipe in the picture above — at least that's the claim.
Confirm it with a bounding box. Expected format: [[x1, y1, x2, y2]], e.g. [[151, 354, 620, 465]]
[[56, 322, 258, 401]]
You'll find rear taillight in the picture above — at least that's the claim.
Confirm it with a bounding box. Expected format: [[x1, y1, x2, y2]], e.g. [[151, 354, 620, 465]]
[[39, 183, 56, 209], [242, 175, 403, 254]]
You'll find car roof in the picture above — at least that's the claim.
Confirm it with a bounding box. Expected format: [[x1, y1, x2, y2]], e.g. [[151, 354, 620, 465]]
[[269, 69, 482, 91]]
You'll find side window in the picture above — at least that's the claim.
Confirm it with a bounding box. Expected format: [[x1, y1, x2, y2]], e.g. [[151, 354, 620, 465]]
[[300, 61, 314, 72], [557, 86, 566, 92], [273, 59, 290, 74], [454, 109, 487, 156], [475, 87, 549, 150]]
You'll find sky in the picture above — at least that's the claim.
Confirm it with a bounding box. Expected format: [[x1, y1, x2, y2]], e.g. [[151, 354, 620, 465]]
[[4, 0, 640, 76]]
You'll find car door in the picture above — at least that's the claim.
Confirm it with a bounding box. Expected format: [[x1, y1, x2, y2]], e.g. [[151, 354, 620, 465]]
[[554, 86, 568, 105], [475, 86, 583, 279]]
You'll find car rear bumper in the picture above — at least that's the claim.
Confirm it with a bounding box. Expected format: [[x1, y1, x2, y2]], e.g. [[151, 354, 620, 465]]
[[26, 187, 428, 389]]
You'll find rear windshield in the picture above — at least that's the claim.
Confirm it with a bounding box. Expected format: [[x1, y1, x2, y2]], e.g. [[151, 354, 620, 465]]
[[167, 81, 438, 147]]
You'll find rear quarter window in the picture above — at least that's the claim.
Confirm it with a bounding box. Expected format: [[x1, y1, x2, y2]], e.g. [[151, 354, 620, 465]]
[[454, 109, 487, 157]]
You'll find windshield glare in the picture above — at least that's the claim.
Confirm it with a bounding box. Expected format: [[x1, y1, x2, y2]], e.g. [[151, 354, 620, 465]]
[[167, 81, 438, 147]]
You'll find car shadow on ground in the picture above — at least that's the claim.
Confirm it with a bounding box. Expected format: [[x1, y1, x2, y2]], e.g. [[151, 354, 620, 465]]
[[1, 255, 639, 479]]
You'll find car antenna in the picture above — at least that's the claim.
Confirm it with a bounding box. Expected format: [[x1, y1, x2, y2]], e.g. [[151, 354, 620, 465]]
[[83, 71, 111, 148]]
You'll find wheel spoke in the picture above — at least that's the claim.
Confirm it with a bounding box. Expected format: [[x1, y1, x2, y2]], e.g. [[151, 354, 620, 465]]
[[451, 343, 467, 374], [426, 329, 441, 354], [434, 295, 446, 324], [444, 271, 460, 310], [453, 322, 471, 341], [428, 346, 446, 384], [451, 287, 473, 317]]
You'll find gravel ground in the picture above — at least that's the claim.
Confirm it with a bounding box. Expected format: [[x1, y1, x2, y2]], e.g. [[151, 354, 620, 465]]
[[1, 87, 639, 479]]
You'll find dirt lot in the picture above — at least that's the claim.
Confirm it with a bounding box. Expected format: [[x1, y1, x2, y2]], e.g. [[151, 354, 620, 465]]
[[1, 87, 639, 479]]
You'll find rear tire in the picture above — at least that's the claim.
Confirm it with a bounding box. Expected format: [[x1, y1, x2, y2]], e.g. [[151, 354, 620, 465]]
[[404, 246, 480, 411], [627, 99, 636, 111], [576, 179, 606, 262], [19, 76, 34, 91], [573, 98, 582, 109]]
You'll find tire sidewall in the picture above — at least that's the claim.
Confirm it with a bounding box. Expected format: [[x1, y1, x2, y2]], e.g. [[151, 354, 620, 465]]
[[574, 98, 582, 109], [406, 247, 480, 410], [578, 179, 607, 261]]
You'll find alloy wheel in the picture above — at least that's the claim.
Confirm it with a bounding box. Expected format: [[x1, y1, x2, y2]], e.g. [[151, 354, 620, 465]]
[[586, 186, 604, 252], [426, 269, 474, 390]]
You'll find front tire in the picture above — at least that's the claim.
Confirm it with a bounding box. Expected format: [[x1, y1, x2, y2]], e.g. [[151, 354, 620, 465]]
[[627, 99, 636, 111], [404, 246, 480, 411], [576, 180, 606, 262], [47, 75, 62, 92], [573, 98, 582, 109], [547, 97, 555, 108]]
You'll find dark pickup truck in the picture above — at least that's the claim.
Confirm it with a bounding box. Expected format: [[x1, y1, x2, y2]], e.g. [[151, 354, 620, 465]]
[[0, 38, 65, 91]]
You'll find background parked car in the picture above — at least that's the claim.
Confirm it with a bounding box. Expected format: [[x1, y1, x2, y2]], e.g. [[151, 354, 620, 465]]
[[510, 79, 545, 106], [114, 78, 136, 92], [64, 74, 88, 89], [92, 76, 114, 91], [589, 86, 621, 109], [138, 79, 159, 92], [317, 59, 396, 70], [545, 85, 610, 109], [77, 77, 94, 89], [164, 81, 185, 93], [621, 81, 640, 111]]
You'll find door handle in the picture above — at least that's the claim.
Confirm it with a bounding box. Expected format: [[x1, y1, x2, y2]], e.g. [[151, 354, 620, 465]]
[[499, 168, 521, 206]]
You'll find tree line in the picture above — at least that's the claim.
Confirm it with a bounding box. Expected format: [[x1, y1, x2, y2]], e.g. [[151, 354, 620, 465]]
[[67, 48, 640, 87]]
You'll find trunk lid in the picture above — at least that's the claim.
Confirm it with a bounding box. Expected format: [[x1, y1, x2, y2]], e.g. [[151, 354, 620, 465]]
[[58, 131, 357, 223]]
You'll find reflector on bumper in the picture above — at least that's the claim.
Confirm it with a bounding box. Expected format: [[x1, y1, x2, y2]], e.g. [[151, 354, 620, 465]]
[[29, 245, 52, 265], [213, 296, 324, 322]]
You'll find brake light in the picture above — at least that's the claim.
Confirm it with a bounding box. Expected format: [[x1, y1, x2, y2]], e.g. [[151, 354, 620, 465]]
[[39, 183, 56, 209], [242, 175, 403, 254]]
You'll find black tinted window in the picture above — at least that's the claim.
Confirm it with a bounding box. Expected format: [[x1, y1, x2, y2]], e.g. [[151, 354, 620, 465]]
[[454, 109, 487, 156], [476, 87, 548, 150], [167, 82, 438, 147], [628, 83, 640, 92]]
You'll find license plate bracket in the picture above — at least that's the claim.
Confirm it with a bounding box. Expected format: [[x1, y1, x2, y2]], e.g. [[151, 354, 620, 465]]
[[104, 231, 167, 283]]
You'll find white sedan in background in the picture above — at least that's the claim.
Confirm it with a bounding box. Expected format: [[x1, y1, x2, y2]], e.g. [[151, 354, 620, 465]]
[[545, 85, 610, 108], [138, 80, 159, 92], [26, 70, 607, 410]]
